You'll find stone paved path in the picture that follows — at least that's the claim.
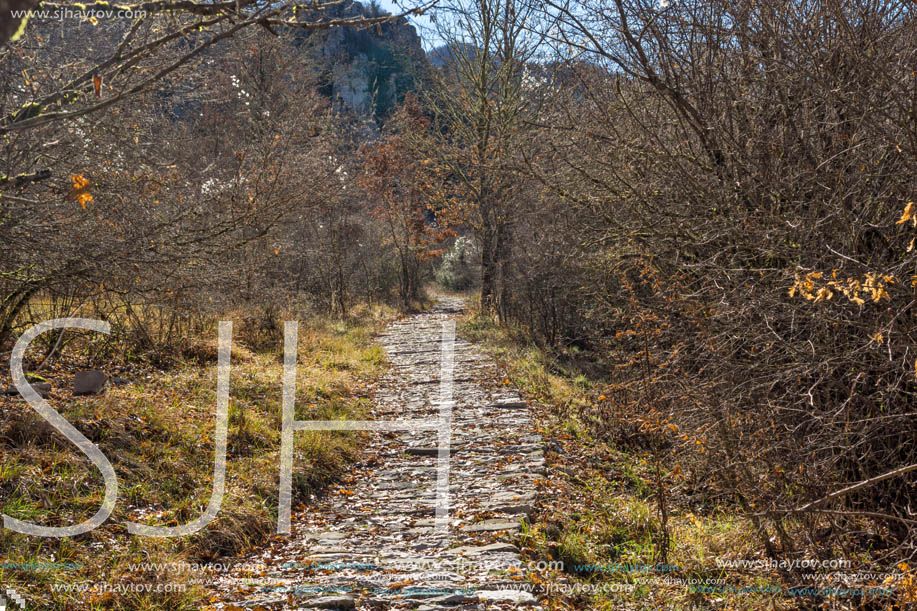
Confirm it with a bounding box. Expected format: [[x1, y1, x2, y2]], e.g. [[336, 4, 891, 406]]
[[212, 298, 546, 610]]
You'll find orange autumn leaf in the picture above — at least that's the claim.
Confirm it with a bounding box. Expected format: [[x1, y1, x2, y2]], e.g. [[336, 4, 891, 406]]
[[897, 201, 916, 226], [77, 191, 94, 209], [71, 173, 89, 190], [70, 173, 94, 209]]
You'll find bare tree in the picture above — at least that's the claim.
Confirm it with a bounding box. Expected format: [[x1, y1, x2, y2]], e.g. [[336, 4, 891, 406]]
[[0, 1, 435, 349], [522, 0, 917, 570], [422, 0, 548, 316]]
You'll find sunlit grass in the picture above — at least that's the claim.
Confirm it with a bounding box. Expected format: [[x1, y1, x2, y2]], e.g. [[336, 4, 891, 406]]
[[0, 304, 394, 609], [461, 312, 790, 610]]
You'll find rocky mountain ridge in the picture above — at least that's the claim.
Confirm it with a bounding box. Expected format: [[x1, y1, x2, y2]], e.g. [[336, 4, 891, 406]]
[[295, 1, 430, 121]]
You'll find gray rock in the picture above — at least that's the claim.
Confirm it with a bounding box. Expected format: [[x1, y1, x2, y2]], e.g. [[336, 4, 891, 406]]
[[490, 504, 535, 515], [4, 382, 51, 398], [419, 593, 479, 605], [460, 518, 523, 532], [300, 595, 356, 609], [446, 542, 520, 555], [478, 589, 537, 604], [405, 527, 434, 535], [240, 598, 285, 608], [405, 447, 464, 456], [499, 445, 541, 454], [492, 491, 536, 502], [73, 370, 107, 395]]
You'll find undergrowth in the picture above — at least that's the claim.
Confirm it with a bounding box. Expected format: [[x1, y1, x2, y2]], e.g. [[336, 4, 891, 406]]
[[460, 312, 791, 611]]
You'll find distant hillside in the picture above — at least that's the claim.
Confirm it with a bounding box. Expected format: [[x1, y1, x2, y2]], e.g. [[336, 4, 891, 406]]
[[427, 42, 480, 69]]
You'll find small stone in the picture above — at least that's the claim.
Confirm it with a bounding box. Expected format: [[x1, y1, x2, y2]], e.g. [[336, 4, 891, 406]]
[[460, 518, 522, 532], [376, 481, 412, 490], [4, 382, 51, 398], [241, 598, 285, 608], [492, 491, 535, 502], [478, 589, 537, 604], [73, 370, 107, 395], [491, 504, 534, 515], [301, 595, 356, 609], [420, 593, 479, 605], [499, 445, 541, 454], [446, 542, 520, 555], [405, 447, 456, 456], [407, 525, 443, 536]]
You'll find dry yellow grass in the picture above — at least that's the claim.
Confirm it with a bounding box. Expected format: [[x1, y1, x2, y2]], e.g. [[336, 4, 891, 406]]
[[460, 312, 788, 611], [0, 306, 393, 609]]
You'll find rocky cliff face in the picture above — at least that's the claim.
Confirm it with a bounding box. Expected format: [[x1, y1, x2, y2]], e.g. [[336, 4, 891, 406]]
[[297, 2, 430, 121]]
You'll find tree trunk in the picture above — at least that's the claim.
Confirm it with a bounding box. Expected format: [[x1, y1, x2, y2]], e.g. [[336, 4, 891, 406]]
[[479, 226, 497, 314], [495, 220, 510, 323], [0, 285, 37, 350]]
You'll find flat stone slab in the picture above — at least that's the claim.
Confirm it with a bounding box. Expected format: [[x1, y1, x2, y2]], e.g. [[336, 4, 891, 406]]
[[492, 491, 536, 502], [459, 518, 523, 533], [300, 595, 356, 609], [479, 589, 537, 604], [417, 593, 479, 605], [3, 382, 51, 398], [405, 447, 465, 457], [240, 598, 285, 607], [489, 503, 534, 515], [446, 542, 520, 555]]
